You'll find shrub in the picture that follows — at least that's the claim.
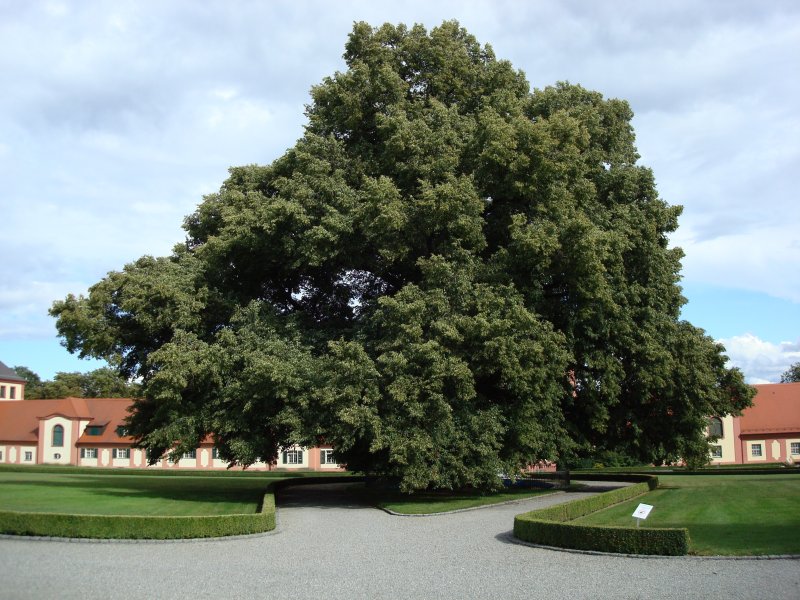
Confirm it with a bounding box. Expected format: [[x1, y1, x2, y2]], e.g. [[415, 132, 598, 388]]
[[0, 491, 276, 539], [513, 475, 689, 555]]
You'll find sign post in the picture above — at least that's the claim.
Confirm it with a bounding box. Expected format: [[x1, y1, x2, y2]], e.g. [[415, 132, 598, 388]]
[[632, 503, 653, 528]]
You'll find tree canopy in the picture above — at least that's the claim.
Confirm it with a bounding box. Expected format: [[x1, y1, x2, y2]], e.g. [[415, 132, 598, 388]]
[[13, 366, 141, 399], [51, 21, 753, 490], [781, 362, 800, 383]]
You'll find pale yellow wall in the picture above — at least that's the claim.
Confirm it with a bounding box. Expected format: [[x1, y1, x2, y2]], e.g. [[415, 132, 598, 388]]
[[708, 415, 736, 464], [745, 440, 766, 462], [319, 449, 340, 469], [278, 445, 309, 469], [41, 416, 74, 465], [20, 445, 36, 463], [770, 440, 781, 461], [786, 438, 800, 463], [0, 382, 24, 400]]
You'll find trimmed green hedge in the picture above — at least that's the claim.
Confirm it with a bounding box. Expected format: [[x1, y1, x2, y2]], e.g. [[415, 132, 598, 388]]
[[0, 492, 276, 539], [0, 475, 361, 539], [513, 475, 689, 555]]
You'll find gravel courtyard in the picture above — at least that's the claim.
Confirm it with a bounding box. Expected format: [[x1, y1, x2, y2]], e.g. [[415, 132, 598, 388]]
[[0, 482, 798, 599]]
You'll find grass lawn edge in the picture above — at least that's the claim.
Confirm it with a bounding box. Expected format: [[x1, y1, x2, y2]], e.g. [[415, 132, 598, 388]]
[[0, 474, 359, 540]]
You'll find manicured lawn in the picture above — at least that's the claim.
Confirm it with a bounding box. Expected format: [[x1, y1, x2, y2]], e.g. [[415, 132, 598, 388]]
[[573, 474, 800, 555], [354, 484, 558, 514], [0, 471, 276, 516]]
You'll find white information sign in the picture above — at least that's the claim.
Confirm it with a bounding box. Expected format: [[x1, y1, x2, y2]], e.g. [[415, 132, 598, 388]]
[[632, 503, 653, 520]]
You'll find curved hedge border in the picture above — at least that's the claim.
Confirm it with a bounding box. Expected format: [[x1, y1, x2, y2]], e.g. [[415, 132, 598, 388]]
[[0, 475, 361, 540], [513, 474, 689, 555], [0, 491, 276, 540]]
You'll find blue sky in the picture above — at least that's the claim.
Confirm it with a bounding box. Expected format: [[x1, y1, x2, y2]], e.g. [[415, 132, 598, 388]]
[[0, 0, 798, 382]]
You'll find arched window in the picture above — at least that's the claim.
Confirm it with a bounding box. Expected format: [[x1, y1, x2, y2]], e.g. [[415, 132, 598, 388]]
[[52, 424, 64, 447], [708, 417, 723, 439]]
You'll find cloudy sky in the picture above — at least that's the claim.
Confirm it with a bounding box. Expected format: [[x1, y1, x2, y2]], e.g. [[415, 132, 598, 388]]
[[1, 0, 798, 382]]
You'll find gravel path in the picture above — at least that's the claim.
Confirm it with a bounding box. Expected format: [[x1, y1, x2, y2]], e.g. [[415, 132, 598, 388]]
[[0, 482, 798, 599]]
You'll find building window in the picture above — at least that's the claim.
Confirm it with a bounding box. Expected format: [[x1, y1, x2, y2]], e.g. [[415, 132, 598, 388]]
[[751, 443, 763, 458], [212, 448, 220, 460], [791, 443, 800, 456], [0, 385, 5, 398], [54, 453, 61, 459], [708, 417, 723, 438], [52, 424, 64, 447], [9, 386, 15, 399], [320, 449, 337, 465], [80, 448, 98, 459], [182, 450, 196, 460], [85, 425, 103, 436], [0, 450, 4, 461], [24, 451, 33, 462], [710, 445, 723, 459], [282, 449, 303, 465], [113, 448, 130, 459], [116, 426, 129, 437]]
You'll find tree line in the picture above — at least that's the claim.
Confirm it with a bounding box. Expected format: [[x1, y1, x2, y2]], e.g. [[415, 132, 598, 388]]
[[12, 366, 140, 399]]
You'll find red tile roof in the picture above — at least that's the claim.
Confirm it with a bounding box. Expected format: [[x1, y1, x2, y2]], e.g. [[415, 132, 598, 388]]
[[0, 397, 132, 444], [740, 382, 800, 434], [75, 398, 135, 444]]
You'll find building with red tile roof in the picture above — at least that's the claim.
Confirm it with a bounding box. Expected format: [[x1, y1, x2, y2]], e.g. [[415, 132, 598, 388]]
[[0, 363, 341, 471], [709, 382, 800, 465], [0, 360, 25, 402]]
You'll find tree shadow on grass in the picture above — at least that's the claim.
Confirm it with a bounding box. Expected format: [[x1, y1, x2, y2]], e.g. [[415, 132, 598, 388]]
[[0, 476, 269, 510], [276, 482, 374, 510]]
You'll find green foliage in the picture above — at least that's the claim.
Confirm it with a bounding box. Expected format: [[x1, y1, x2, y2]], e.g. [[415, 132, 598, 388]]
[[51, 21, 753, 491], [0, 493, 275, 539], [14, 366, 141, 399], [780, 362, 800, 383], [0, 475, 352, 539], [513, 475, 690, 555]]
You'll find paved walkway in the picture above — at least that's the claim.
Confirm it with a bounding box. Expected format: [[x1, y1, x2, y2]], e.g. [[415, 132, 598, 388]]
[[0, 483, 798, 599]]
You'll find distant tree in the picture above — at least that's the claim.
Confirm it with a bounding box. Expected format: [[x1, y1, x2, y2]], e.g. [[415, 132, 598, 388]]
[[14, 366, 140, 399], [12, 365, 42, 397], [50, 21, 753, 490], [781, 362, 800, 383]]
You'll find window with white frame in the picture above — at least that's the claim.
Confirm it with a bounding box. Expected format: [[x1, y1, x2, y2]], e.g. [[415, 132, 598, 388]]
[[9, 386, 15, 399], [182, 450, 196, 460], [282, 449, 303, 465], [24, 451, 32, 461], [52, 424, 64, 447], [113, 448, 130, 459], [0, 385, 5, 398], [751, 443, 763, 457], [791, 442, 800, 456], [708, 417, 723, 438], [212, 448, 220, 460], [81, 448, 98, 459], [0, 450, 4, 461], [320, 449, 337, 465], [710, 445, 723, 459]]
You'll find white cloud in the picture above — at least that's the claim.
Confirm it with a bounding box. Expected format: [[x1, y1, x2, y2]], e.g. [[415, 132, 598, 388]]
[[719, 333, 800, 383], [0, 0, 798, 355]]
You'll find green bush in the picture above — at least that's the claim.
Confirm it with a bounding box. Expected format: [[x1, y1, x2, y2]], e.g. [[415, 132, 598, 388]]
[[0, 491, 276, 539], [0, 474, 360, 539], [513, 475, 689, 555]]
